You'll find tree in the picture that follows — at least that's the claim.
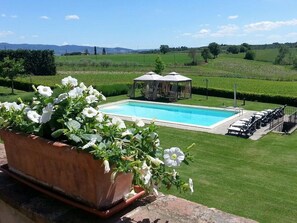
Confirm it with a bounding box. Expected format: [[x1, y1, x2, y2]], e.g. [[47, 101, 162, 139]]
[[240, 43, 251, 52], [188, 48, 198, 65], [201, 48, 212, 63], [94, 46, 97, 55], [293, 56, 297, 70], [208, 42, 221, 58], [0, 57, 25, 94], [84, 48, 89, 55], [274, 45, 289, 65], [102, 48, 107, 55], [227, 45, 239, 54], [244, 50, 255, 60], [160, 45, 170, 54], [154, 56, 165, 74]]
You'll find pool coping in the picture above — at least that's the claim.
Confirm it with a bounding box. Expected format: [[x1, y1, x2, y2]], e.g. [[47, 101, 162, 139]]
[[98, 99, 246, 131]]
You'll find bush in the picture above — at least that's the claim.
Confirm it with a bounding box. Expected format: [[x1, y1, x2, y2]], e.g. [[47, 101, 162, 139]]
[[0, 50, 56, 75], [95, 84, 129, 97], [244, 50, 255, 60], [192, 86, 297, 106]]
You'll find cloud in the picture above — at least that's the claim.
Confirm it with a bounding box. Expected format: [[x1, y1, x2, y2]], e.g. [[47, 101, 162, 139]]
[[228, 15, 238, 20], [40, 16, 50, 20], [65, 15, 79, 20], [244, 19, 297, 32], [32, 35, 39, 38], [0, 30, 14, 37], [210, 24, 239, 37], [10, 15, 18, 18], [1, 14, 6, 17]]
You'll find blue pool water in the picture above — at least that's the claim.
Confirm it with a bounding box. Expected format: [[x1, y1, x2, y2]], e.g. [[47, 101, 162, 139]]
[[100, 101, 238, 128]]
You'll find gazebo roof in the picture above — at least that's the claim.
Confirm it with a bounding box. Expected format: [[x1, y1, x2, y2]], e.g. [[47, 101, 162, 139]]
[[134, 71, 162, 81], [159, 72, 192, 82]]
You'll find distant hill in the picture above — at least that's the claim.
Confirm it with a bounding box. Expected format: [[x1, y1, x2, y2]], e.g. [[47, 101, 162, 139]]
[[0, 43, 135, 55]]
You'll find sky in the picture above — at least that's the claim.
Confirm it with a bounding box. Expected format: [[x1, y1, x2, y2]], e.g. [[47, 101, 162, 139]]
[[1, 0, 297, 49]]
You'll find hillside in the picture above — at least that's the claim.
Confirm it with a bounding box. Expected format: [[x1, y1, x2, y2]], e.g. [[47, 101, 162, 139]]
[[0, 42, 135, 55]]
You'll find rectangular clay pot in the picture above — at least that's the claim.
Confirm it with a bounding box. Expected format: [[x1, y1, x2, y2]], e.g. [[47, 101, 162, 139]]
[[0, 129, 133, 210]]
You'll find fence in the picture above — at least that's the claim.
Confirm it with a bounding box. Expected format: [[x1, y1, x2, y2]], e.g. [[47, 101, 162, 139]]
[[270, 107, 297, 131]]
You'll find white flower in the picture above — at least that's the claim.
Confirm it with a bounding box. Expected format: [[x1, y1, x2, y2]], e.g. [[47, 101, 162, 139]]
[[54, 93, 68, 104], [37, 85, 53, 97], [95, 112, 104, 122], [124, 189, 137, 200], [163, 147, 185, 167], [3, 102, 24, 111], [85, 95, 98, 104], [100, 93, 106, 101], [172, 169, 177, 180], [140, 161, 152, 185], [61, 76, 78, 87], [154, 138, 160, 147], [68, 87, 84, 98], [132, 117, 145, 127], [40, 103, 54, 123], [88, 86, 100, 96], [103, 160, 110, 173], [152, 186, 159, 196], [134, 134, 142, 141], [82, 107, 98, 118], [27, 110, 41, 123], [189, 178, 194, 194], [121, 129, 133, 137], [79, 82, 87, 90], [112, 117, 126, 129], [147, 155, 164, 166], [82, 137, 97, 149]]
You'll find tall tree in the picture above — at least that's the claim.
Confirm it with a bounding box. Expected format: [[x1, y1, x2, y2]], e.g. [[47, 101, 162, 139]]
[[274, 45, 289, 65], [102, 48, 107, 55], [154, 56, 165, 74], [0, 57, 25, 94], [188, 48, 198, 64], [160, 45, 170, 54], [208, 42, 221, 58], [201, 48, 212, 63], [94, 46, 97, 55]]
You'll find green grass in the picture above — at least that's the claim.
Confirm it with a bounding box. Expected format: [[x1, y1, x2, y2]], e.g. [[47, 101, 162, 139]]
[[0, 86, 34, 102], [158, 127, 297, 223]]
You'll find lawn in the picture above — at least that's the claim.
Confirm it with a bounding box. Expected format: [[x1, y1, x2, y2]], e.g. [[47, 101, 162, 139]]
[[1, 90, 297, 222]]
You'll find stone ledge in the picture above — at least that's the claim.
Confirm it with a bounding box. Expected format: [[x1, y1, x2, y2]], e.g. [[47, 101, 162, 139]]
[[0, 144, 257, 223]]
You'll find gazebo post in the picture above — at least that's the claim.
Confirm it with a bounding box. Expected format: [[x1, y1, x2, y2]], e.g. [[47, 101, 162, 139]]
[[190, 81, 192, 98]]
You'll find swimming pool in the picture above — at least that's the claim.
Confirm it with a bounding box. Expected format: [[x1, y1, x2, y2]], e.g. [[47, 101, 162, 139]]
[[99, 100, 239, 129]]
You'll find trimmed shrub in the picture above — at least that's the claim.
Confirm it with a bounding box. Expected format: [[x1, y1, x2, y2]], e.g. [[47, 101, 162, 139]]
[[0, 50, 56, 75]]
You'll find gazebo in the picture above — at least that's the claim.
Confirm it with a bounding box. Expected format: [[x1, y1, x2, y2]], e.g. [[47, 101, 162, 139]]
[[131, 71, 162, 100], [130, 71, 192, 101]]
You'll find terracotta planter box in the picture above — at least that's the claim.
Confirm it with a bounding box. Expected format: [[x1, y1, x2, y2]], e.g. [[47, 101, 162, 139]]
[[0, 129, 133, 210]]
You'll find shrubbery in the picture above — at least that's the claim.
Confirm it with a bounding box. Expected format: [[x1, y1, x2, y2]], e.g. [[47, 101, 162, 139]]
[[244, 50, 256, 60], [0, 50, 56, 75]]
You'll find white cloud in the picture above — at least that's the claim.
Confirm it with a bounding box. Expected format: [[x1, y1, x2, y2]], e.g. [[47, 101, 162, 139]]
[[211, 24, 239, 37], [40, 16, 50, 20], [62, 42, 69, 45], [65, 15, 79, 20], [19, 35, 26, 39], [0, 30, 14, 37], [199, 29, 210, 34], [10, 15, 18, 18], [181, 32, 192, 36], [228, 15, 238, 20], [1, 14, 6, 17], [32, 35, 39, 38], [244, 19, 297, 32]]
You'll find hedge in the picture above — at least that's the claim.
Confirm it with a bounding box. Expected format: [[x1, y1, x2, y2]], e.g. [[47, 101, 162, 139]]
[[192, 87, 297, 106], [0, 50, 56, 75]]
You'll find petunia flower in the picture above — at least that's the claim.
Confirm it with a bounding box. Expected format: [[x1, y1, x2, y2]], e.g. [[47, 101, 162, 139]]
[[103, 160, 110, 173], [189, 178, 194, 194], [82, 107, 98, 118], [132, 117, 145, 127], [61, 76, 78, 87], [163, 147, 185, 167], [112, 117, 126, 129], [40, 103, 54, 123], [85, 95, 98, 104], [27, 110, 41, 123], [37, 85, 53, 97], [68, 87, 84, 98]]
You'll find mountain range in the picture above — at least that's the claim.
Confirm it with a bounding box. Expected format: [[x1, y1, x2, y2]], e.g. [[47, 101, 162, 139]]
[[0, 42, 135, 55]]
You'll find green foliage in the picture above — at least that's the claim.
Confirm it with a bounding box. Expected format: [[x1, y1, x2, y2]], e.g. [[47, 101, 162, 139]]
[[293, 56, 297, 70], [160, 45, 170, 54], [187, 48, 198, 64], [208, 42, 221, 58], [274, 45, 290, 65], [226, 45, 239, 54], [201, 48, 212, 63], [0, 50, 56, 75], [240, 43, 251, 52], [96, 84, 129, 96], [244, 50, 256, 60], [102, 48, 106, 55], [0, 76, 193, 194], [154, 56, 165, 74], [0, 57, 25, 94]]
